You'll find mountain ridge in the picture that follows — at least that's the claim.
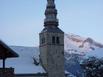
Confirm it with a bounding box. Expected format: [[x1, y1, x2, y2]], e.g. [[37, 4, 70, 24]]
[[65, 33, 103, 55]]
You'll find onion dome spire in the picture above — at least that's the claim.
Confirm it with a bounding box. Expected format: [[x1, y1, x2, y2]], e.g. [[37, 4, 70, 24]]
[[44, 0, 58, 27]]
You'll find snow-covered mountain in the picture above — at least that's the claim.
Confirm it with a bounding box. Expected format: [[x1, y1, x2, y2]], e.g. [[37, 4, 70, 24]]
[[65, 33, 103, 55], [64, 33, 103, 77]]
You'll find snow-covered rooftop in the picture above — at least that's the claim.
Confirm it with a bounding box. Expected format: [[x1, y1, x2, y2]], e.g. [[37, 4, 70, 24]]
[[0, 46, 45, 74]]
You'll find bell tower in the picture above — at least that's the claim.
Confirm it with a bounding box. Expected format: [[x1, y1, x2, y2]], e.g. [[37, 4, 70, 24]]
[[39, 0, 65, 77]]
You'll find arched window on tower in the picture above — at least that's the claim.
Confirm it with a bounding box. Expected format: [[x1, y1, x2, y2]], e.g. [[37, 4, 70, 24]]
[[56, 37, 60, 44], [52, 36, 55, 44], [41, 38, 45, 44]]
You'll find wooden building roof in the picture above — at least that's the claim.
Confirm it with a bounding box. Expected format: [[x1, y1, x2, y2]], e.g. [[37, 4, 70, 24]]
[[0, 40, 19, 59]]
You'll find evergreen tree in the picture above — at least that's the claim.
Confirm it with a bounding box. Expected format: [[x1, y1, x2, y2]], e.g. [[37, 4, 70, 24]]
[[80, 57, 103, 77]]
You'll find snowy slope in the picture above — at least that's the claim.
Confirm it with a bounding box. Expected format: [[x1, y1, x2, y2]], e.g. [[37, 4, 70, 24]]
[[0, 46, 75, 76], [0, 46, 45, 74], [85, 48, 103, 58]]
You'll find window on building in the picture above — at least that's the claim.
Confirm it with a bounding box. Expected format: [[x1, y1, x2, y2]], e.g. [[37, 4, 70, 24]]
[[52, 36, 55, 44], [41, 38, 45, 44], [62, 51, 64, 55], [56, 37, 60, 44]]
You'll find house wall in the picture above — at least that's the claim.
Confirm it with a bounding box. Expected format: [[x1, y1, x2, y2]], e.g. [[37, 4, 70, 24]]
[[0, 68, 14, 77]]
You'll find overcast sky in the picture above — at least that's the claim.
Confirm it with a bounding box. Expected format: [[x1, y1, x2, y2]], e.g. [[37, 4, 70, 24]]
[[0, 0, 103, 46]]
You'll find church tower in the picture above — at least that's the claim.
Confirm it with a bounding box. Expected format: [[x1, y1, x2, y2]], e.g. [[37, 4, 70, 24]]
[[39, 0, 65, 77]]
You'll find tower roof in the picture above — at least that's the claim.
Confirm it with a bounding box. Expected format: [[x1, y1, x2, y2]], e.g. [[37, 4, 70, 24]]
[[41, 0, 64, 33], [44, 0, 58, 27]]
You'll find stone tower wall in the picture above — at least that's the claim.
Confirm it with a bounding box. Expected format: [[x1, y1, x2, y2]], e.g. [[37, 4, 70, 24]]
[[40, 32, 65, 77]]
